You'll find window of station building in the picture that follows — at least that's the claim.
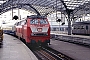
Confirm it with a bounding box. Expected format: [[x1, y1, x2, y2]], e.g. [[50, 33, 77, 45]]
[[60, 27, 64, 31], [30, 19, 38, 24], [40, 19, 48, 24], [53, 28, 56, 31], [66, 28, 68, 31]]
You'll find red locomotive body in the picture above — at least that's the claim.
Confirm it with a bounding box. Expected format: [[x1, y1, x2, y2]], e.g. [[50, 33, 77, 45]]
[[16, 21, 23, 38], [16, 15, 50, 45]]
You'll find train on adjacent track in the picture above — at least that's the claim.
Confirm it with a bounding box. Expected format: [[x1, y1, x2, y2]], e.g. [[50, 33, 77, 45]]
[[5, 15, 50, 46], [72, 21, 90, 35]]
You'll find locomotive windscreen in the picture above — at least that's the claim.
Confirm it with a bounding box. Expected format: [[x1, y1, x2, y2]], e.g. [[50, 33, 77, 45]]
[[30, 19, 38, 24], [40, 19, 48, 24], [30, 19, 48, 24]]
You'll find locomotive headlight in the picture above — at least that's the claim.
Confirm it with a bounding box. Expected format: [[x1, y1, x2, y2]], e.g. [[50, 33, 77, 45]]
[[37, 28, 42, 32]]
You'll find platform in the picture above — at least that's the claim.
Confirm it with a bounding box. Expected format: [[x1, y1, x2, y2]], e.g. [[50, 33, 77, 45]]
[[51, 31, 90, 45], [51, 31, 90, 39], [0, 34, 38, 60], [49, 39, 90, 60]]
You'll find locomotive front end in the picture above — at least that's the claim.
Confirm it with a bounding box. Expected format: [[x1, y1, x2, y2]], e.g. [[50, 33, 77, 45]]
[[29, 17, 50, 45]]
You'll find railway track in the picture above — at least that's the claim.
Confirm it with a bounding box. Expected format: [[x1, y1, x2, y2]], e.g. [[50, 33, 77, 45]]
[[33, 49, 56, 60], [30, 46, 74, 60], [18, 35, 74, 60]]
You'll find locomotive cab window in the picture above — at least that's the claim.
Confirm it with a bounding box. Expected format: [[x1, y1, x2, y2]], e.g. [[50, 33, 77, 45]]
[[30, 19, 38, 24], [40, 19, 48, 24]]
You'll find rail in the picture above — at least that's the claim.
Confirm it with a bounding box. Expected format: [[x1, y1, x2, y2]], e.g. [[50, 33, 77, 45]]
[[31, 46, 74, 60]]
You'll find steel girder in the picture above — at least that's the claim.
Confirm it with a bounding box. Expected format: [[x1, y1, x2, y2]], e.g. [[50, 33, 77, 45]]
[[0, 0, 90, 17], [0, 0, 40, 15], [0, 0, 66, 16]]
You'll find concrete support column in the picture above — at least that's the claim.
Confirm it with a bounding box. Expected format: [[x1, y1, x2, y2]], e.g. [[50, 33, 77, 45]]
[[18, 0, 21, 20], [67, 12, 72, 35], [18, 8, 20, 20], [12, 8, 13, 20], [12, 0, 13, 20]]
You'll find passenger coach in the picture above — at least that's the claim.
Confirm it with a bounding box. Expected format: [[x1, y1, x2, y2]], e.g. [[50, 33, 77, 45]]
[[72, 21, 90, 35]]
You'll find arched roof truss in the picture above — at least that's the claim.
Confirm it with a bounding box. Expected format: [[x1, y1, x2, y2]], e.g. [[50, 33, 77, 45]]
[[0, 0, 90, 17]]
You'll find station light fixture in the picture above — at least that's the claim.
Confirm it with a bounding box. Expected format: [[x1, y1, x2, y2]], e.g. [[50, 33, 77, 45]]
[[13, 15, 18, 20], [61, 22, 65, 25], [56, 19, 61, 22]]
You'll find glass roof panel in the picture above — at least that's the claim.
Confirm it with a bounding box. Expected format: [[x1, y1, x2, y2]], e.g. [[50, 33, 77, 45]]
[[0, 0, 90, 16], [64, 0, 90, 9], [0, 1, 7, 5]]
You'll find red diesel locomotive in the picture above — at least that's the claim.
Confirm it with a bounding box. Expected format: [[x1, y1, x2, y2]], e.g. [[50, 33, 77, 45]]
[[15, 15, 50, 46]]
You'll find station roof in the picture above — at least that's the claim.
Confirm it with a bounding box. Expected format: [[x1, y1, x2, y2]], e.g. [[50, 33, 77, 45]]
[[0, 0, 90, 17]]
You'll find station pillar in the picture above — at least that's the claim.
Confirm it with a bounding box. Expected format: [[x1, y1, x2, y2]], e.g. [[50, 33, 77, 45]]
[[67, 10, 72, 35]]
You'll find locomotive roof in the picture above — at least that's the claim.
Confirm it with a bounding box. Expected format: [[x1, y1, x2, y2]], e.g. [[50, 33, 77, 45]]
[[73, 21, 90, 25], [27, 15, 47, 19]]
